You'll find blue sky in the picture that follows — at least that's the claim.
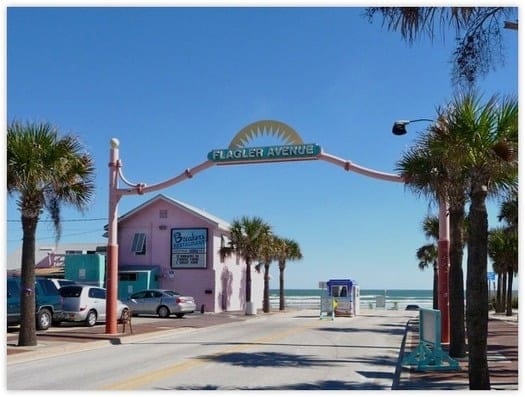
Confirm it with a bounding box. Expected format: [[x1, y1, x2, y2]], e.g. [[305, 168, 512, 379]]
[[4, 3, 519, 289]]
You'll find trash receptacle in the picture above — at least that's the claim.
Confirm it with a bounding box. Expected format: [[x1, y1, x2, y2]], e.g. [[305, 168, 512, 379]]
[[245, 301, 257, 315]]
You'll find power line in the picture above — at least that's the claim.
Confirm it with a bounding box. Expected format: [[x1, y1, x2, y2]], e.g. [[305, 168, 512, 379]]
[[7, 218, 107, 223], [6, 228, 106, 243]]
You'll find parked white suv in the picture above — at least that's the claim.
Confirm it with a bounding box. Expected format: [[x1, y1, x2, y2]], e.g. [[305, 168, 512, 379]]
[[59, 285, 129, 327]]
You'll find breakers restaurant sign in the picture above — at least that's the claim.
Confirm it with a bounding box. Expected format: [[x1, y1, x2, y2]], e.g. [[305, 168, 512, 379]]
[[171, 228, 208, 269], [208, 143, 321, 163]]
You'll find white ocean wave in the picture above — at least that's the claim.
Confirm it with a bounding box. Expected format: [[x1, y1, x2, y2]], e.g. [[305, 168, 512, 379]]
[[269, 292, 433, 309]]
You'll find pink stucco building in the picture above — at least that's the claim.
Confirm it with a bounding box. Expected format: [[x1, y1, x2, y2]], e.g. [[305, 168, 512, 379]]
[[116, 194, 264, 313]]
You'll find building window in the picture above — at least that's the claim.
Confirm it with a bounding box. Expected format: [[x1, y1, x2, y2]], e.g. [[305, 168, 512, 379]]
[[119, 273, 137, 281], [131, 233, 147, 255], [159, 209, 168, 219]]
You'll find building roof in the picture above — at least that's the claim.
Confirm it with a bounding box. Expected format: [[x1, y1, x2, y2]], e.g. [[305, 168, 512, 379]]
[[8, 195, 231, 270], [6, 242, 106, 270], [117, 193, 231, 231]]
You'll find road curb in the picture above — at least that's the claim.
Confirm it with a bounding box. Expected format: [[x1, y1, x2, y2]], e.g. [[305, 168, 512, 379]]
[[391, 317, 416, 390]]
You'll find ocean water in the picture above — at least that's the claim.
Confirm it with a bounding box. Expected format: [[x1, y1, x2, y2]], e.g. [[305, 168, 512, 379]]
[[269, 289, 434, 310]]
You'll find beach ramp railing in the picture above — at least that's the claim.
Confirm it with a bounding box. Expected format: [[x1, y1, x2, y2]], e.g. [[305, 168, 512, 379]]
[[319, 295, 335, 320], [403, 308, 460, 371]]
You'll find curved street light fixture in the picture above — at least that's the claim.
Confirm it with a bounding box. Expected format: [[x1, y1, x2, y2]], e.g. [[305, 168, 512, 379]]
[[392, 117, 450, 344], [392, 118, 434, 135]]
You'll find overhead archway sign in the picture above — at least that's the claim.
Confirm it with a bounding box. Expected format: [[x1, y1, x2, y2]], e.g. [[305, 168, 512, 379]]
[[208, 143, 321, 163], [208, 120, 321, 164], [106, 118, 448, 345]]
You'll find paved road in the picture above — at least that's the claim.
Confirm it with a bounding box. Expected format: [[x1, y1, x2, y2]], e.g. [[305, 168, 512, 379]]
[[7, 309, 416, 390], [6, 309, 518, 390]]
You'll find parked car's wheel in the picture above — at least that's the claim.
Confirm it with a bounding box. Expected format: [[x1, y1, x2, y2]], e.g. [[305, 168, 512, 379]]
[[36, 309, 52, 330], [85, 310, 97, 327], [175, 313, 185, 318], [157, 306, 170, 318]]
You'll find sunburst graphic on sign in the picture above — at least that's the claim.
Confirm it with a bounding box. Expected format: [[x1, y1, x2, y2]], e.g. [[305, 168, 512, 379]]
[[228, 120, 304, 149]]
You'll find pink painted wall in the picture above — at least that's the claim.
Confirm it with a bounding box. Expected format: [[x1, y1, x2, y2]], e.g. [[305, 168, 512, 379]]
[[117, 196, 263, 313]]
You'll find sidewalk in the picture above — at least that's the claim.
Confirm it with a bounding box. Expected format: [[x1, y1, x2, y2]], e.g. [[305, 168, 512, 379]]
[[397, 311, 519, 390], [6, 309, 519, 390]]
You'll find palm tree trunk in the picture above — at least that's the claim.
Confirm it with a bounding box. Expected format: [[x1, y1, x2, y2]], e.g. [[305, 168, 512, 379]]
[[279, 262, 285, 311], [18, 214, 38, 346], [495, 274, 501, 312], [263, 264, 270, 313], [505, 268, 514, 316], [448, 207, 466, 357], [245, 260, 252, 303], [501, 273, 508, 312], [498, 273, 507, 313], [466, 184, 490, 390]]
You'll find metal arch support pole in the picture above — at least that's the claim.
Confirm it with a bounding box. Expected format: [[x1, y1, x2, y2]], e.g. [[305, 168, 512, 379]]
[[318, 152, 403, 183], [118, 160, 216, 196], [438, 199, 450, 344], [106, 139, 121, 334], [104, 142, 451, 337], [105, 140, 215, 334], [320, 150, 450, 343]]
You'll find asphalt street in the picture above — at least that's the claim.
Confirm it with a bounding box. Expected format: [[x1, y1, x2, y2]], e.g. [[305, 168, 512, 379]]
[[5, 308, 518, 391]]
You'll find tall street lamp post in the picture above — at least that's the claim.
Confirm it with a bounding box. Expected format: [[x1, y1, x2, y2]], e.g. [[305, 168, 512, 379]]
[[438, 199, 450, 344], [392, 119, 450, 344], [106, 138, 120, 334]]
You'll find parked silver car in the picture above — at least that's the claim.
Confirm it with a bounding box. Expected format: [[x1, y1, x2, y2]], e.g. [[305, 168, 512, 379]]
[[59, 285, 129, 327], [125, 289, 196, 318]]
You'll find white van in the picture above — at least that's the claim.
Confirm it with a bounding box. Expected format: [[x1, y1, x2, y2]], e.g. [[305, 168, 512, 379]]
[[59, 285, 129, 327]]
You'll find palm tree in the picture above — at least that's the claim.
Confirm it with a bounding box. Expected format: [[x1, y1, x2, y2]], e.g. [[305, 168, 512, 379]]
[[488, 228, 506, 314], [274, 238, 303, 311], [495, 266, 507, 313], [397, 118, 468, 358], [498, 191, 518, 316], [488, 227, 515, 314], [497, 192, 518, 230], [416, 244, 438, 309], [441, 92, 518, 389], [221, 216, 272, 312], [416, 215, 439, 309], [7, 121, 95, 346], [503, 230, 518, 316], [397, 92, 517, 383], [258, 233, 278, 313]]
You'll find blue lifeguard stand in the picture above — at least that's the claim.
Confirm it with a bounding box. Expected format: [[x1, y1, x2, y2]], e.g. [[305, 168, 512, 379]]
[[320, 279, 360, 319], [328, 279, 353, 317]]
